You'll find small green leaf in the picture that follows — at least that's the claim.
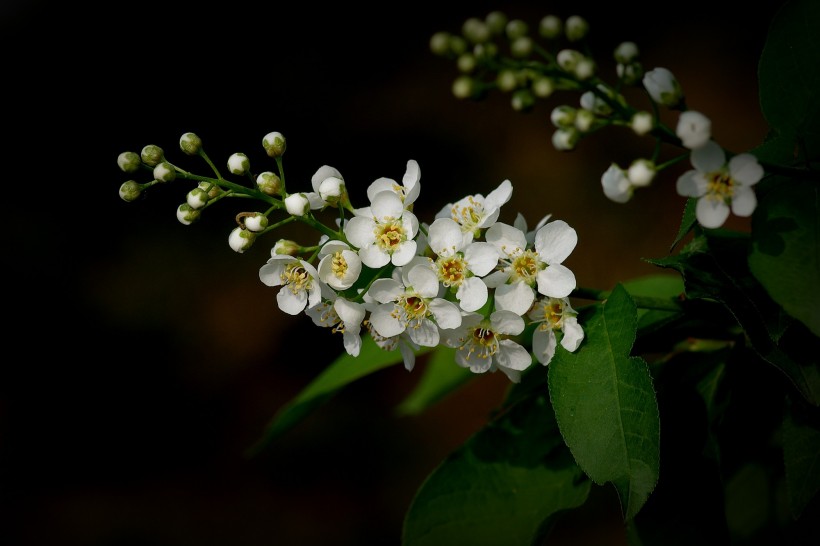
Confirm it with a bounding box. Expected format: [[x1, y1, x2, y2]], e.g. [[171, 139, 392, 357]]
[[670, 198, 698, 252], [783, 401, 820, 518], [395, 346, 474, 416], [246, 336, 415, 456], [403, 385, 590, 546], [749, 178, 820, 337], [549, 283, 660, 520]]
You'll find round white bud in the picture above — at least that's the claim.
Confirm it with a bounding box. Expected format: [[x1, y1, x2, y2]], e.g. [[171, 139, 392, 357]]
[[244, 213, 269, 232], [228, 227, 256, 253], [179, 132, 202, 155], [140, 145, 163, 167], [262, 132, 286, 158], [153, 161, 176, 183], [117, 151, 141, 173], [284, 193, 310, 217], [227, 153, 250, 175], [627, 159, 656, 187]]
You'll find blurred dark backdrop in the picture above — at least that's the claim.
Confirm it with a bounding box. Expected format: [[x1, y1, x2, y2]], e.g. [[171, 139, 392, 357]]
[[1, 1, 784, 544]]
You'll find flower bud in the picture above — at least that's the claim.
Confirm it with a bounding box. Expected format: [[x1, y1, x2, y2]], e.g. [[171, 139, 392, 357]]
[[643, 67, 684, 108], [574, 58, 596, 80], [574, 109, 595, 132], [511, 89, 535, 112], [496, 69, 519, 92], [186, 187, 209, 209], [179, 132, 202, 155], [273, 239, 301, 256], [539, 15, 562, 39], [256, 171, 282, 196], [244, 213, 269, 232], [457, 53, 476, 73], [153, 161, 176, 183], [262, 132, 286, 158], [510, 36, 533, 58], [284, 193, 310, 216], [630, 111, 654, 135], [429, 32, 450, 56], [676, 110, 712, 149], [117, 151, 141, 173], [472, 42, 498, 60], [505, 19, 528, 40], [448, 35, 468, 56], [176, 203, 201, 225], [227, 152, 250, 175], [617, 62, 643, 86], [198, 181, 223, 199], [627, 159, 656, 187], [552, 128, 580, 151], [485, 11, 507, 35], [565, 15, 589, 42], [550, 105, 576, 128], [601, 164, 632, 203], [228, 227, 256, 253], [452, 75, 479, 99], [140, 145, 164, 167], [462, 17, 490, 44], [118, 180, 142, 202], [614, 41, 639, 64], [556, 49, 583, 72], [532, 76, 554, 98], [318, 176, 345, 205]]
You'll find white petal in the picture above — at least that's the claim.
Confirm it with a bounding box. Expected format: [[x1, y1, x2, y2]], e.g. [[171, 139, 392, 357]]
[[534, 220, 577, 264], [402, 160, 421, 204], [343, 332, 362, 357], [407, 264, 439, 297], [691, 140, 725, 173], [359, 244, 391, 268], [463, 242, 499, 276], [496, 339, 532, 370], [490, 310, 525, 336], [400, 342, 417, 372], [485, 179, 513, 209], [390, 240, 418, 267], [494, 282, 535, 316], [407, 319, 440, 347], [731, 187, 758, 217], [601, 163, 632, 203], [675, 170, 702, 197], [536, 264, 576, 298], [429, 299, 463, 329], [259, 258, 290, 287], [366, 177, 397, 202], [371, 190, 404, 221], [276, 289, 307, 315], [335, 299, 366, 330], [344, 217, 376, 249], [311, 165, 343, 191], [370, 305, 405, 337], [485, 222, 527, 257], [729, 154, 764, 186], [428, 217, 463, 256], [696, 197, 730, 228], [456, 277, 488, 312], [560, 317, 585, 352], [482, 269, 510, 288], [533, 328, 558, 365]]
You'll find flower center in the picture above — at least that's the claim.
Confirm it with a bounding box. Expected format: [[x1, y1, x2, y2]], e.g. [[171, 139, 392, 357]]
[[462, 326, 499, 360], [375, 222, 405, 251], [437, 255, 466, 286], [281, 262, 311, 294], [398, 295, 428, 323], [511, 250, 541, 284], [450, 197, 484, 230], [535, 299, 565, 331], [706, 170, 735, 203], [331, 251, 348, 280]]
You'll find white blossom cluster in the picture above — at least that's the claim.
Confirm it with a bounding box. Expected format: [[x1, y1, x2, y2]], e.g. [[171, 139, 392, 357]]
[[259, 159, 584, 382]]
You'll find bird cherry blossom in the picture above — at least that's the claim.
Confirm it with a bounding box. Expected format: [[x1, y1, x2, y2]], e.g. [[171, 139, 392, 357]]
[[435, 179, 513, 245], [258, 254, 324, 315], [527, 296, 584, 365], [344, 190, 419, 268], [305, 295, 366, 357]]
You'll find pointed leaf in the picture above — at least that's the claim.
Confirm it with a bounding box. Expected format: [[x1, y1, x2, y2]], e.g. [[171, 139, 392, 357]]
[[395, 346, 474, 416], [246, 336, 415, 455], [403, 380, 590, 546], [548, 283, 660, 520]]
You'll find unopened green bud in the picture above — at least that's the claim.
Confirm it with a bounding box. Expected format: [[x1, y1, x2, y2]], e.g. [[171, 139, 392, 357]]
[[449, 35, 468, 56], [510, 36, 533, 58], [176, 203, 201, 225], [631, 111, 654, 136], [565, 15, 589, 42], [256, 171, 282, 196], [557, 49, 582, 72], [179, 132, 203, 155], [140, 145, 164, 167], [552, 127, 580, 151], [452, 75, 478, 99], [117, 151, 141, 173], [462, 17, 490, 44], [505, 19, 528, 40], [496, 69, 519, 92], [457, 53, 476, 73], [228, 227, 256, 253], [244, 213, 269, 232], [187, 187, 209, 209], [617, 62, 644, 85], [273, 239, 301, 256], [473, 42, 498, 60], [539, 15, 562, 39], [153, 161, 176, 183], [614, 41, 639, 64], [228, 152, 250, 175], [430, 32, 451, 56], [118, 180, 142, 202], [532, 76, 554, 98], [550, 105, 576, 128], [574, 109, 596, 132], [485, 11, 507, 35], [198, 181, 223, 199], [511, 89, 535, 112], [262, 132, 286, 158], [574, 58, 596, 80]]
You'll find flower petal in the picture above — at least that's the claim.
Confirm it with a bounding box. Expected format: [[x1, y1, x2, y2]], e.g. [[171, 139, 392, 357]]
[[534, 220, 577, 264], [494, 282, 535, 315], [731, 187, 758, 217], [533, 328, 558, 365], [696, 197, 730, 228], [690, 140, 725, 173], [536, 263, 576, 298]]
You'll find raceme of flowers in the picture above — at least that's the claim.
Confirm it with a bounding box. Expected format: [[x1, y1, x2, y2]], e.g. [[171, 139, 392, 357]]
[[117, 137, 584, 383]]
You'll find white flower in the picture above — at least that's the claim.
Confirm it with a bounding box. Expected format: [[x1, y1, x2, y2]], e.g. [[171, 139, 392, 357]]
[[317, 240, 362, 290], [365, 322, 420, 372], [676, 140, 764, 228], [435, 179, 513, 245], [427, 217, 499, 312], [642, 67, 683, 107], [527, 297, 584, 365], [354, 160, 421, 217], [366, 263, 462, 348], [676, 110, 712, 149], [305, 296, 366, 357], [441, 310, 533, 383], [484, 221, 577, 315], [259, 254, 324, 315], [513, 213, 552, 246], [345, 190, 419, 268], [311, 165, 345, 207]]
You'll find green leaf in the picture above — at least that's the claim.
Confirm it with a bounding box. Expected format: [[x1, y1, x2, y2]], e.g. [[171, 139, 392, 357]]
[[648, 232, 820, 406], [548, 283, 660, 520], [395, 346, 474, 416], [757, 0, 820, 166], [749, 178, 820, 337], [402, 379, 591, 546], [622, 273, 685, 332], [783, 400, 820, 518], [246, 335, 412, 456], [670, 198, 698, 252]]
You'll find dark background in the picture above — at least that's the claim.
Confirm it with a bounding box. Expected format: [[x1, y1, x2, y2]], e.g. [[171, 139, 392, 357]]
[[1, 1, 785, 544]]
